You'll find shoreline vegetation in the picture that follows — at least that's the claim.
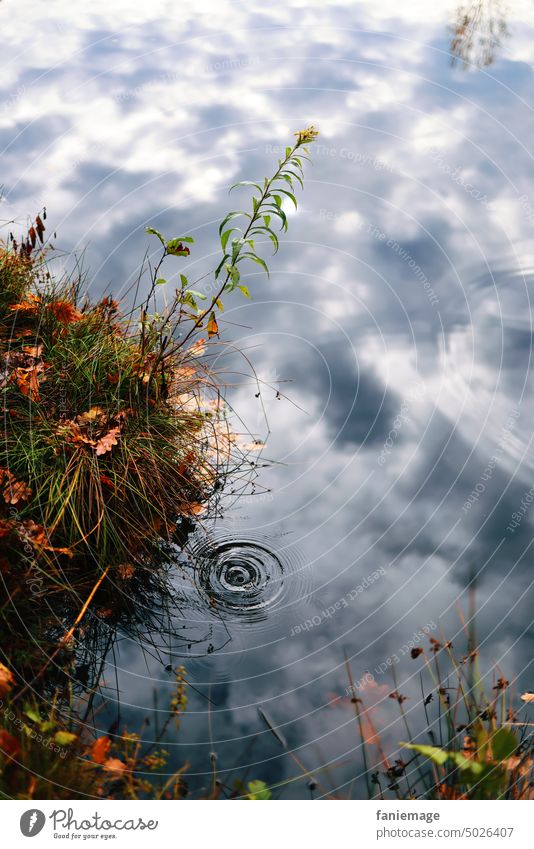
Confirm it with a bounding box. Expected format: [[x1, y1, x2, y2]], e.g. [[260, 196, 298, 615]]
[[0, 126, 532, 800], [0, 128, 319, 798]]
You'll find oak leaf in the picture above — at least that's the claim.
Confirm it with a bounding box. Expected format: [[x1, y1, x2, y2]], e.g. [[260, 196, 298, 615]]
[[95, 427, 120, 456]]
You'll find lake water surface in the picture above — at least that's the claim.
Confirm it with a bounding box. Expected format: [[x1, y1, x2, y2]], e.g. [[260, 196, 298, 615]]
[[2, 0, 534, 798]]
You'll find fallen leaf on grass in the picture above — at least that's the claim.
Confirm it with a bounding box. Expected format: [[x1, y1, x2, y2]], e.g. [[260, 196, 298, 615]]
[[19, 520, 74, 557], [0, 468, 32, 504], [76, 407, 104, 425], [95, 427, 120, 456]]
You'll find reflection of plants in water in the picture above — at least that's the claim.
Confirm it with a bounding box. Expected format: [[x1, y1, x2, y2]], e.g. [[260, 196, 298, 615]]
[[450, 0, 509, 69], [342, 612, 534, 800], [0, 663, 272, 799]]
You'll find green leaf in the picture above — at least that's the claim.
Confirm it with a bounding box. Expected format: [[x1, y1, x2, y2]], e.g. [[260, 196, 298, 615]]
[[246, 780, 271, 800], [284, 169, 304, 189], [188, 289, 207, 300], [145, 227, 165, 245], [24, 708, 42, 724], [166, 238, 191, 256], [229, 180, 263, 194], [491, 728, 517, 761], [182, 291, 198, 310], [221, 229, 236, 251], [241, 253, 269, 275], [402, 742, 485, 778], [276, 188, 298, 209], [238, 285, 251, 298], [155, 278, 167, 286], [224, 263, 241, 290], [400, 743, 449, 766], [54, 731, 77, 746], [180, 274, 188, 288], [219, 211, 247, 236], [215, 254, 229, 279]]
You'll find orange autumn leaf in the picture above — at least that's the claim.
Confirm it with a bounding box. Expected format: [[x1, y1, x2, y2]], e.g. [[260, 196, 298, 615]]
[[47, 300, 83, 324], [0, 729, 20, 759], [0, 519, 14, 539], [9, 293, 41, 315], [183, 502, 206, 516], [91, 736, 111, 764], [4, 478, 32, 504], [19, 520, 74, 557], [207, 311, 219, 338], [22, 344, 43, 358], [0, 468, 32, 504], [14, 366, 42, 400], [95, 427, 120, 456], [103, 757, 127, 776], [76, 407, 104, 425], [0, 662, 15, 697]]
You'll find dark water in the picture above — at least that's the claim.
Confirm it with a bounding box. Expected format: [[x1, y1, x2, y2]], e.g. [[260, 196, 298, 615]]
[[2, 0, 534, 798]]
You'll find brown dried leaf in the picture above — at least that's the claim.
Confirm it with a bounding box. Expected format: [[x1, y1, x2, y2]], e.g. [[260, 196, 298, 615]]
[[9, 293, 41, 315], [76, 407, 104, 425], [35, 215, 45, 243], [207, 311, 219, 338], [95, 427, 120, 456], [47, 300, 83, 324], [22, 345, 43, 358], [0, 468, 32, 504]]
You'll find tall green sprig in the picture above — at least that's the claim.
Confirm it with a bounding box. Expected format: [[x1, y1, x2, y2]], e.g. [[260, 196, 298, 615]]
[[145, 127, 318, 364]]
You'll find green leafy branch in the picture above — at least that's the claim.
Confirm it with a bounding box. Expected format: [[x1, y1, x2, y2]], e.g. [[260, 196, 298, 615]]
[[143, 127, 318, 368]]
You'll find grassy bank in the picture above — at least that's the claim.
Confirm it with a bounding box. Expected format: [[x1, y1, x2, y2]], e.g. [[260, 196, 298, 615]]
[[0, 128, 318, 798]]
